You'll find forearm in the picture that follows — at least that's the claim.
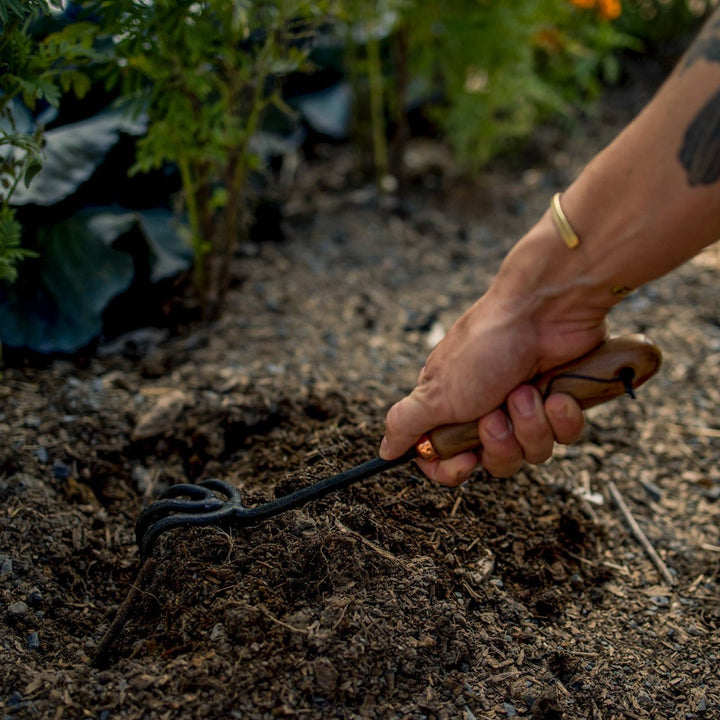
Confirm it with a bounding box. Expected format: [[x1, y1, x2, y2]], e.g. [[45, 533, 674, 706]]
[[492, 9, 720, 352], [381, 13, 720, 477]]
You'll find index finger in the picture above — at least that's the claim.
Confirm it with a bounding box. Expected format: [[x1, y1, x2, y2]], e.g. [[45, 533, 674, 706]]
[[379, 390, 435, 460]]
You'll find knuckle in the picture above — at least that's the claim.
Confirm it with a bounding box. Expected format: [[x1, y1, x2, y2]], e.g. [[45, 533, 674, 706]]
[[523, 447, 553, 465], [481, 447, 524, 478]]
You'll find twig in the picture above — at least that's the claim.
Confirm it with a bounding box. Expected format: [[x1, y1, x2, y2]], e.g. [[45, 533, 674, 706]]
[[700, 542, 720, 553], [606, 481, 675, 586], [668, 422, 720, 439], [232, 601, 309, 635], [335, 520, 403, 564]]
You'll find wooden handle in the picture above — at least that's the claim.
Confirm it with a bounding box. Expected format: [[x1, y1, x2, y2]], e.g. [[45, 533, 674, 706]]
[[414, 334, 662, 461]]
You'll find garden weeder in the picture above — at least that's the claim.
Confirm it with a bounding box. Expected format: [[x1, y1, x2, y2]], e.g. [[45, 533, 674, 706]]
[[135, 334, 662, 558]]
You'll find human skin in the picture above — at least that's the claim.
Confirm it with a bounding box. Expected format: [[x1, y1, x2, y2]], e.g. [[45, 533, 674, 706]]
[[380, 9, 720, 486]]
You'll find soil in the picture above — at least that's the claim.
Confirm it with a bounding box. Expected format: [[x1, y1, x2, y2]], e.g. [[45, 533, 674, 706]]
[[1, 64, 719, 720]]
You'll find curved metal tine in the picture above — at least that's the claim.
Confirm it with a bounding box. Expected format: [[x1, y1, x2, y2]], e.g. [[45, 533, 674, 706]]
[[198, 478, 244, 503], [157, 483, 217, 501], [135, 495, 227, 544], [139, 507, 236, 558], [135, 479, 244, 551]]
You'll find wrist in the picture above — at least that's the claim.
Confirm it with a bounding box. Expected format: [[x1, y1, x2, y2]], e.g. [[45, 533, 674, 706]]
[[490, 211, 613, 321], [484, 210, 614, 367]]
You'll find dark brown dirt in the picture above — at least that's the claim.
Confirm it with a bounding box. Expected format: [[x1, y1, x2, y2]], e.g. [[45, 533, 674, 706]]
[[1, 72, 719, 719]]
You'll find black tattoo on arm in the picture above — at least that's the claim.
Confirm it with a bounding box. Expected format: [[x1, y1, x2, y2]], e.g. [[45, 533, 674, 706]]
[[683, 10, 720, 71], [679, 89, 720, 185], [679, 8, 720, 185]]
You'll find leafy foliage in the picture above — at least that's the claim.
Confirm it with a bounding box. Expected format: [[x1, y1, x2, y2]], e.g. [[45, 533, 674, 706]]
[[1, 0, 702, 356], [0, 209, 135, 353], [617, 0, 711, 49], [0, 0, 99, 286], [393, 0, 638, 170], [0, 204, 35, 282], [0, 0, 61, 24], [81, 0, 337, 318]]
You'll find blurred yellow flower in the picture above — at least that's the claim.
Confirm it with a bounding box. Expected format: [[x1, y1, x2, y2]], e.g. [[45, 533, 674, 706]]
[[570, 0, 597, 8]]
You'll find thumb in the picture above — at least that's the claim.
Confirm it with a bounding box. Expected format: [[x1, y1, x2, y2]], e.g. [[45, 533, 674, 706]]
[[380, 390, 438, 460]]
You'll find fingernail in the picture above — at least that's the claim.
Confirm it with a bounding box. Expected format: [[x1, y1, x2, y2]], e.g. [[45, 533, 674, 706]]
[[549, 398, 569, 422], [454, 471, 471, 486], [511, 386, 536, 418], [486, 413, 512, 440], [379, 436, 389, 457]]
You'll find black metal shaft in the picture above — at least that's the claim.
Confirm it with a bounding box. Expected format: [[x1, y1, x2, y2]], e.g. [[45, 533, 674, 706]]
[[240, 449, 417, 524], [136, 449, 418, 557]]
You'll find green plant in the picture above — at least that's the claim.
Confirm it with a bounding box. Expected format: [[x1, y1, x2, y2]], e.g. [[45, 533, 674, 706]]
[[617, 0, 711, 50], [0, 0, 104, 363], [83, 0, 337, 319], [331, 1, 639, 176], [335, 1, 407, 185], [396, 1, 636, 171], [0, 0, 98, 278], [534, 0, 642, 108]]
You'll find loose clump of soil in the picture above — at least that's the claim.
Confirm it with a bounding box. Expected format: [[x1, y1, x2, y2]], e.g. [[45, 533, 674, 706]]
[[1, 66, 719, 719]]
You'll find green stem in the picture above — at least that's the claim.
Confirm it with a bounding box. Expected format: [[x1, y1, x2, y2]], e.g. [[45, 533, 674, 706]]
[[177, 155, 206, 299], [212, 49, 268, 313], [366, 34, 388, 187]]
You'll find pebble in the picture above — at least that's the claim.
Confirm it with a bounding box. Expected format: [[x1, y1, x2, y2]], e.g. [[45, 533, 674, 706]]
[[650, 595, 670, 607], [7, 601, 29, 619], [209, 623, 227, 643], [52, 460, 71, 480], [27, 632, 40, 650], [35, 447, 49, 464], [28, 588, 43, 607], [0, 556, 12, 577]]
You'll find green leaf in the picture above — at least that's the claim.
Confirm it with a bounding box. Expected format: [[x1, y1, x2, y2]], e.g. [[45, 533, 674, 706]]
[[10, 108, 147, 207], [23, 154, 43, 188], [0, 205, 193, 352], [0, 208, 135, 353]]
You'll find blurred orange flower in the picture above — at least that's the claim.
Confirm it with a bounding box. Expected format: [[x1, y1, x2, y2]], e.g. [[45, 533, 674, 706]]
[[569, 0, 621, 19], [598, 0, 622, 19]]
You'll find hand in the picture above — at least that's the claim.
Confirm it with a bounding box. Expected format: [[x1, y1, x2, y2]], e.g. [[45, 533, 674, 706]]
[[380, 283, 607, 486]]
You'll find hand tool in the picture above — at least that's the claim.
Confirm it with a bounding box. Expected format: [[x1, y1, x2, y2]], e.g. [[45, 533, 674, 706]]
[[135, 334, 662, 557]]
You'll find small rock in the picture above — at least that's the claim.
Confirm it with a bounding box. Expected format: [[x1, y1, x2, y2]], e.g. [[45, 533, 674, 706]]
[[35, 447, 49, 464], [7, 601, 29, 619], [1, 556, 12, 577], [27, 632, 40, 650], [209, 623, 227, 643], [52, 460, 71, 480], [27, 588, 43, 607], [650, 595, 670, 607], [93, 508, 109, 528]]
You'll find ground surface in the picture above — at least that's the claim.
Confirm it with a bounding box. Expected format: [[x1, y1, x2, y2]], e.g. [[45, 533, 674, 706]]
[[1, 69, 719, 720]]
